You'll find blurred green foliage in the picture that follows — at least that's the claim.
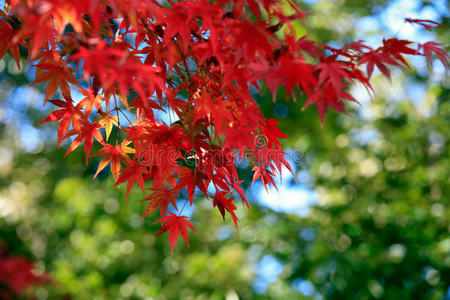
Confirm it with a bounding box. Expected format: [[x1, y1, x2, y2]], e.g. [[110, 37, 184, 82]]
[[0, 0, 449, 299]]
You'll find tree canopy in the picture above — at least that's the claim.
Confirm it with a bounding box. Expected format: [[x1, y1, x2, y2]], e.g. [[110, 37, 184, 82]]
[[0, 0, 449, 299]]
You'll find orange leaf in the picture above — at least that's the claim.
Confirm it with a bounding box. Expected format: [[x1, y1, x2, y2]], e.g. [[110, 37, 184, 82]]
[[93, 141, 134, 181]]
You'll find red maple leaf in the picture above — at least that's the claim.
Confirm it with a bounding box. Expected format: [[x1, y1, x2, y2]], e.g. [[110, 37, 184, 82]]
[[405, 18, 446, 31], [63, 121, 104, 165], [155, 212, 196, 254], [278, 56, 316, 96], [262, 119, 288, 150], [233, 180, 250, 210], [419, 41, 449, 68], [213, 191, 239, 228], [8, 0, 448, 252], [38, 97, 85, 147], [140, 186, 179, 218], [176, 168, 210, 204], [114, 160, 149, 202], [252, 164, 277, 192], [360, 50, 392, 79], [360, 39, 418, 80], [316, 59, 352, 92], [381, 38, 418, 68], [30, 63, 80, 101], [0, 19, 21, 69], [303, 81, 358, 123]]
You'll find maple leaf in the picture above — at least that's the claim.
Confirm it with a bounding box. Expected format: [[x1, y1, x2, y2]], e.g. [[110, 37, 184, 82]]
[[114, 160, 149, 202], [316, 59, 352, 92], [342, 40, 373, 54], [349, 66, 374, 96], [96, 113, 119, 141], [76, 87, 104, 116], [38, 97, 84, 146], [141, 186, 179, 218], [419, 42, 449, 68], [405, 18, 446, 31], [0, 19, 21, 69], [176, 168, 210, 204], [262, 119, 289, 150], [278, 56, 316, 96], [359, 39, 418, 80], [381, 38, 418, 68], [234, 20, 276, 59], [359, 51, 387, 79], [31, 63, 80, 101], [193, 92, 233, 125], [160, 4, 192, 46], [155, 212, 196, 254], [252, 164, 277, 192], [92, 141, 135, 182], [213, 191, 239, 228], [10, 11, 56, 58], [295, 36, 322, 58], [255, 147, 295, 184], [63, 121, 104, 165], [233, 180, 250, 210], [303, 81, 358, 123], [73, 43, 165, 105]]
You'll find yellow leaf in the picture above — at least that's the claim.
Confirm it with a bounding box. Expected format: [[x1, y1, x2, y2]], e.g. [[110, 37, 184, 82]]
[[97, 114, 119, 141]]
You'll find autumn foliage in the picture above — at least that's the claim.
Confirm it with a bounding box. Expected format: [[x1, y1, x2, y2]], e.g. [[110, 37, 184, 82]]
[[0, 0, 448, 253], [0, 250, 49, 299]]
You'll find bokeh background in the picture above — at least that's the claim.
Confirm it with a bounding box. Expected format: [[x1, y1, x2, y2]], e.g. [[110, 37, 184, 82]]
[[0, 0, 449, 299]]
